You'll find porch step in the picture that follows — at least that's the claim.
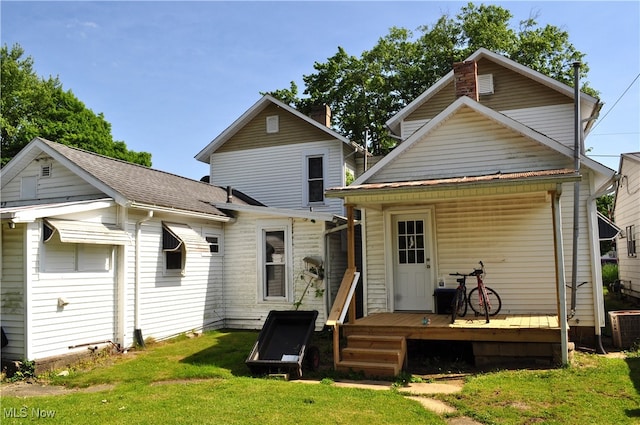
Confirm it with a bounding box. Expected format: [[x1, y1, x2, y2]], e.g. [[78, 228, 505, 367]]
[[336, 334, 406, 378]]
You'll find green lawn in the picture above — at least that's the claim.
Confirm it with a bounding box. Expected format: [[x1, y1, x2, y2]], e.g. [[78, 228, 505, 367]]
[[1, 329, 639, 425]]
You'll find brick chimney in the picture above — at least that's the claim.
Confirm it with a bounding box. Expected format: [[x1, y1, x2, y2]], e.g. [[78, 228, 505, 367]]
[[453, 60, 478, 101], [309, 104, 331, 127]]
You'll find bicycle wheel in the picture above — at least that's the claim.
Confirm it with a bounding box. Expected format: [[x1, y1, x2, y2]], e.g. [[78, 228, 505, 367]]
[[468, 286, 501, 317], [451, 288, 467, 323]]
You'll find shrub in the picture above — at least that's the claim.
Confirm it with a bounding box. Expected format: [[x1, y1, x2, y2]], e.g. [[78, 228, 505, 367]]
[[601, 263, 618, 286]]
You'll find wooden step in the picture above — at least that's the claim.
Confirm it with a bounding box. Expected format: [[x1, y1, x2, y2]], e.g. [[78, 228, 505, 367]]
[[346, 334, 406, 350], [341, 347, 402, 363], [335, 360, 401, 378], [337, 334, 407, 378]]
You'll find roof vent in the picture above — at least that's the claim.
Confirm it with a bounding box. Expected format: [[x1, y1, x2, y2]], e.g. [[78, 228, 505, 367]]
[[478, 74, 494, 95]]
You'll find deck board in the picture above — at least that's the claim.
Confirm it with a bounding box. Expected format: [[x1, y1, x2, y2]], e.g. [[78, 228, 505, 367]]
[[343, 313, 562, 343]]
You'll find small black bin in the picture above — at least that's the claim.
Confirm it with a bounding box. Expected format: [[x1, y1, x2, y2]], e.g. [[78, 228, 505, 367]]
[[434, 288, 457, 314]]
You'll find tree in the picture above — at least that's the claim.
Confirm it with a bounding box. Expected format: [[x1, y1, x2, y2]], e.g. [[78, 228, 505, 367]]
[[266, 2, 595, 153], [1, 44, 151, 167]]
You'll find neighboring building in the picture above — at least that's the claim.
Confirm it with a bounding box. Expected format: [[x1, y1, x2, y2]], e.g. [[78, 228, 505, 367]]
[[614, 152, 640, 299], [326, 48, 616, 369]]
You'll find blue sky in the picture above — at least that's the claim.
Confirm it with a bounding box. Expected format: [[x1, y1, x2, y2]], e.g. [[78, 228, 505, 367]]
[[2, 1, 639, 179]]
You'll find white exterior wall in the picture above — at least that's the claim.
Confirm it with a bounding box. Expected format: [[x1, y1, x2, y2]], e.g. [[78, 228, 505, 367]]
[[400, 104, 575, 149], [132, 216, 224, 343], [1, 222, 26, 359], [1, 156, 101, 202], [222, 212, 327, 330], [210, 140, 345, 215], [360, 184, 599, 326], [373, 108, 572, 183], [24, 209, 121, 360], [616, 156, 640, 293]]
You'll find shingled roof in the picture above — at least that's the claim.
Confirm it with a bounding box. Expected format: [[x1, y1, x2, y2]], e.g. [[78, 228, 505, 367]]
[[6, 138, 259, 218]]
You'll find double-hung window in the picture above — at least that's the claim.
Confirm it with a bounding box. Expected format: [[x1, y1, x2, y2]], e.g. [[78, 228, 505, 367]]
[[304, 150, 327, 206], [627, 225, 637, 257]]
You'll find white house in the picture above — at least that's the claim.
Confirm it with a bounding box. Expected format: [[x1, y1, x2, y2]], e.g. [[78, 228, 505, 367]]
[[325, 48, 617, 371], [0, 138, 251, 365]]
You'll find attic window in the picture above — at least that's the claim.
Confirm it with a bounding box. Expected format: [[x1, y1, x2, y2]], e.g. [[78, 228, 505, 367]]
[[266, 115, 279, 133], [478, 74, 494, 95], [41, 164, 52, 178]]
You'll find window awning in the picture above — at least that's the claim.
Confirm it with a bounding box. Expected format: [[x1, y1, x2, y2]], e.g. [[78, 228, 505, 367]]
[[162, 222, 210, 253], [44, 218, 131, 245]]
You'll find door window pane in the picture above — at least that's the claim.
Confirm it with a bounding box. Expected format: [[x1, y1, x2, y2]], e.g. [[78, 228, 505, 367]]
[[397, 219, 425, 265]]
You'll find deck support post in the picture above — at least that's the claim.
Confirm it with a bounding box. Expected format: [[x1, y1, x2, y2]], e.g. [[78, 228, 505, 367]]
[[347, 205, 356, 324], [551, 188, 569, 365]]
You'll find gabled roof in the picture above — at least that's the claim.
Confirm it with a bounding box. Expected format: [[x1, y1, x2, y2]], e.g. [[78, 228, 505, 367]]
[[195, 94, 364, 163], [386, 48, 601, 136], [355, 96, 614, 187], [1, 138, 256, 220]]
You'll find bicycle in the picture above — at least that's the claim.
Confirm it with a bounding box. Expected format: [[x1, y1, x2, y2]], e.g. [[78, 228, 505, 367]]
[[449, 261, 502, 324]]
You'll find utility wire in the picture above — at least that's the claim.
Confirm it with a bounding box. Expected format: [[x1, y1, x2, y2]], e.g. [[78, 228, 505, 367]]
[[591, 72, 640, 132]]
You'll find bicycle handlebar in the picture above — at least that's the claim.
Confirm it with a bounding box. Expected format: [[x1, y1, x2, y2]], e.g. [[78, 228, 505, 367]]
[[449, 261, 485, 278]]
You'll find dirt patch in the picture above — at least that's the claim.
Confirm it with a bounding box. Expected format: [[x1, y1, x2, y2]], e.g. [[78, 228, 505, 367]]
[[1, 380, 115, 397]]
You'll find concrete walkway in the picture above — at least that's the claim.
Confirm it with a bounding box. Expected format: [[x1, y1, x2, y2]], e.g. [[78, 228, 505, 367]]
[[295, 378, 483, 424]]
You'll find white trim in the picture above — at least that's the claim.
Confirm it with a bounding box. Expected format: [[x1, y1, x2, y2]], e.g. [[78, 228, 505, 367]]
[[195, 95, 362, 162], [383, 206, 436, 312], [302, 148, 329, 206], [358, 96, 613, 185], [256, 219, 293, 302], [1, 199, 117, 223], [386, 47, 599, 135], [213, 202, 335, 222]]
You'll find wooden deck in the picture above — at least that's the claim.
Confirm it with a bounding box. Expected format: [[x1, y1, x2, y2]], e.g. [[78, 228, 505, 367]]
[[343, 313, 562, 344]]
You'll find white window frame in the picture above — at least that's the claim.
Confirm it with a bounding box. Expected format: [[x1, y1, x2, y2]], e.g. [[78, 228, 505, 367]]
[[627, 225, 637, 257], [303, 149, 328, 206], [257, 219, 293, 302], [266, 115, 279, 133]]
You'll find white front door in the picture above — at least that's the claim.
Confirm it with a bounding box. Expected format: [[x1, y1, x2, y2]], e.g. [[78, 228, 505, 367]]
[[392, 213, 433, 311]]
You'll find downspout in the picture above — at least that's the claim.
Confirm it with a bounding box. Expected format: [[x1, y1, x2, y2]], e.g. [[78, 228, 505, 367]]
[[134, 210, 153, 347], [569, 61, 581, 318], [552, 186, 569, 365]]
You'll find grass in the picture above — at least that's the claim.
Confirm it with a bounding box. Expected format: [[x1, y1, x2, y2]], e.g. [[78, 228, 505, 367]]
[[2, 329, 639, 424], [442, 353, 640, 425]]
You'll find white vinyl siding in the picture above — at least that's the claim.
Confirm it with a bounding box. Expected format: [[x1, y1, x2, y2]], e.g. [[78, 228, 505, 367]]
[[360, 182, 598, 326], [210, 141, 344, 215], [1, 157, 102, 202], [615, 155, 640, 295], [1, 222, 26, 359], [370, 107, 572, 183], [502, 104, 575, 148], [222, 212, 326, 330], [133, 219, 225, 341]]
